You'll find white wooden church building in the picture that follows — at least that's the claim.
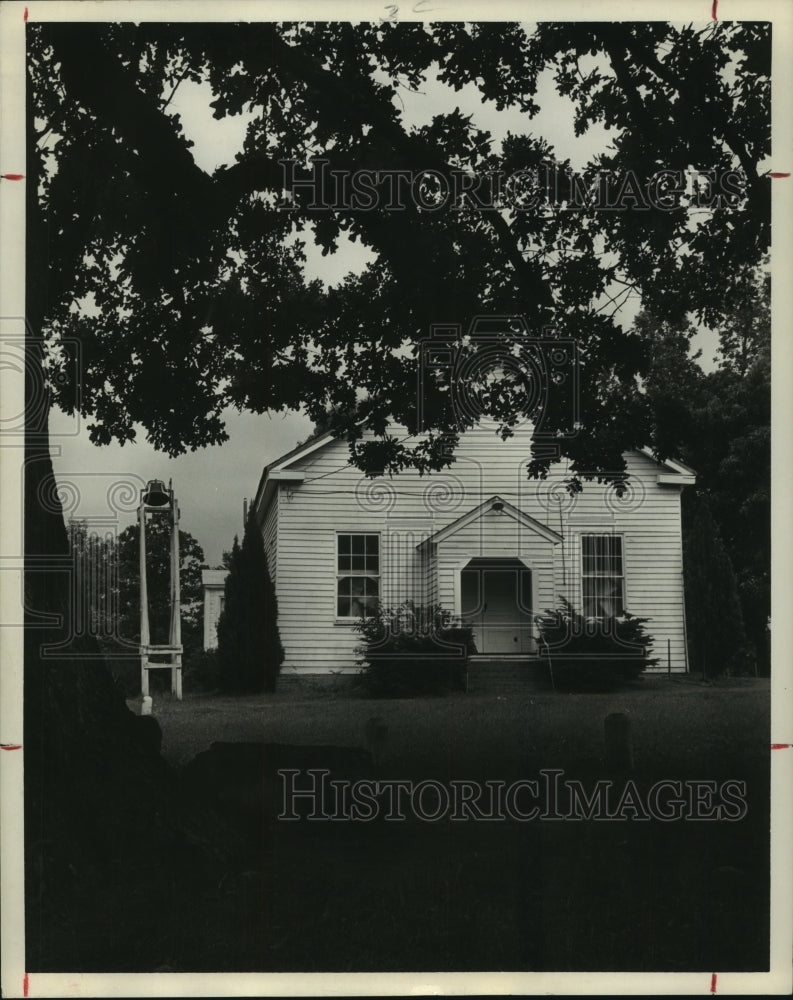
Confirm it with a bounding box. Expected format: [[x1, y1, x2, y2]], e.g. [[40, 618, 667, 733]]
[[207, 423, 695, 677]]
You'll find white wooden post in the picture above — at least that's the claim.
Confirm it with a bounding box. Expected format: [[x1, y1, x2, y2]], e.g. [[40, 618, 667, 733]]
[[139, 502, 150, 697], [139, 479, 183, 701], [171, 495, 182, 700]]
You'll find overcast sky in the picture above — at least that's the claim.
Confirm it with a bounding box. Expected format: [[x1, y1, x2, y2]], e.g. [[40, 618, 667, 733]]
[[48, 31, 719, 566]]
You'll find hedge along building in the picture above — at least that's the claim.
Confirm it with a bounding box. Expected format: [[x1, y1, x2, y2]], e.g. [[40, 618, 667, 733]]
[[245, 423, 695, 677]]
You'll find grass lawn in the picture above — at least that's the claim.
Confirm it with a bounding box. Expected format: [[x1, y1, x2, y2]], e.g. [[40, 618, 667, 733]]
[[37, 676, 770, 973], [151, 674, 769, 779]]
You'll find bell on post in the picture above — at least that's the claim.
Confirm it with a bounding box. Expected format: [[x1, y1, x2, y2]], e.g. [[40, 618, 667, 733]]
[[143, 479, 170, 507]]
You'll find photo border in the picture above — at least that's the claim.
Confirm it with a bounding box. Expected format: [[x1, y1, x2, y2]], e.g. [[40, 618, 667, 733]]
[[1, 1, 791, 995]]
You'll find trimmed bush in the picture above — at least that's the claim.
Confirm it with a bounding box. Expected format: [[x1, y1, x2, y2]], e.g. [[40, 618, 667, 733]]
[[355, 601, 475, 698], [535, 596, 658, 690]]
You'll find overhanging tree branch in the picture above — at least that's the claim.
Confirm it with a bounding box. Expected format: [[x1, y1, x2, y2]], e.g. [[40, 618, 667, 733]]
[[259, 24, 553, 312]]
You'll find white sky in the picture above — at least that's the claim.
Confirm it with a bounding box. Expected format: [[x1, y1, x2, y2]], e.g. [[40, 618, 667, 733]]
[[49, 33, 721, 566]]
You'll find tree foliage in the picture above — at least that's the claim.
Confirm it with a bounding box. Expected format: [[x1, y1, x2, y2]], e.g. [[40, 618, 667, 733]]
[[633, 270, 770, 673], [28, 20, 771, 486], [216, 520, 284, 693], [66, 520, 118, 643], [682, 493, 755, 678], [688, 278, 771, 672], [115, 519, 205, 651]]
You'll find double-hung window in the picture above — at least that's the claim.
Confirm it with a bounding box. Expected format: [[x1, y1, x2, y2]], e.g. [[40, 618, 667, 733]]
[[582, 533, 624, 617], [337, 533, 379, 619]]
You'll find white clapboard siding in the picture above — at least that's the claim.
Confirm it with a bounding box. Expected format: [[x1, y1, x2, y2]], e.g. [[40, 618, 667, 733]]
[[260, 424, 691, 675], [201, 571, 227, 651], [262, 487, 278, 577]]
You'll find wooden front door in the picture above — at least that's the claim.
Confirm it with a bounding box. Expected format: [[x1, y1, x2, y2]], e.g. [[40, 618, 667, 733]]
[[461, 560, 534, 654]]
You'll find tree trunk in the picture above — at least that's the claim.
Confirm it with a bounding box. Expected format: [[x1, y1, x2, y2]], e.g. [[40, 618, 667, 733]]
[[22, 75, 228, 972]]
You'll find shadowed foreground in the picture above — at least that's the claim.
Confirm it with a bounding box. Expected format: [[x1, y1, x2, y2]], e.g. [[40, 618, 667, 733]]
[[28, 678, 770, 973]]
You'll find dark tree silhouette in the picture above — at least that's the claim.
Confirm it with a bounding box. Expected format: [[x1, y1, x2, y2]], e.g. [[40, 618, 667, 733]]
[[28, 21, 771, 479], [682, 492, 754, 678], [216, 522, 284, 693], [632, 271, 770, 673], [690, 276, 771, 673], [65, 520, 117, 643], [115, 521, 205, 649]]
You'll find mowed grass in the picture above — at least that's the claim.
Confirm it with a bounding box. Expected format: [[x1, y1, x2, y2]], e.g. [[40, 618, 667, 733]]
[[41, 677, 770, 973], [152, 675, 769, 779]]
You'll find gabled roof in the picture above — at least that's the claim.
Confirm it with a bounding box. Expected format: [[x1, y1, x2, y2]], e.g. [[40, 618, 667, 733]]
[[637, 447, 697, 485], [251, 429, 336, 523], [251, 428, 696, 523], [265, 429, 336, 476], [417, 495, 563, 550]]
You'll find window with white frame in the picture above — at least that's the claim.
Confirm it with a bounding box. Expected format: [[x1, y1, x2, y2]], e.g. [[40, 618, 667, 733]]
[[337, 533, 379, 618], [581, 534, 624, 617]]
